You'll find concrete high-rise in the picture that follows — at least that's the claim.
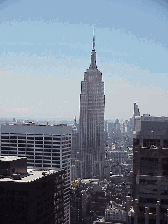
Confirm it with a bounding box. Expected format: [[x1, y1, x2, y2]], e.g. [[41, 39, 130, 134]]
[[0, 123, 72, 224], [79, 36, 105, 179], [133, 102, 140, 131], [71, 117, 79, 180]]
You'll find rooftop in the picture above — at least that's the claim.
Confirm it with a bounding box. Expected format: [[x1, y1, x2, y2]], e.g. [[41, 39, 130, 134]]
[[81, 179, 99, 184], [0, 156, 25, 162], [1, 123, 72, 135], [135, 115, 168, 122], [0, 168, 63, 183], [7, 122, 68, 127]]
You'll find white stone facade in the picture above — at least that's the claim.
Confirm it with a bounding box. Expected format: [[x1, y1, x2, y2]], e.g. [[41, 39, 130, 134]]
[[105, 208, 126, 222]]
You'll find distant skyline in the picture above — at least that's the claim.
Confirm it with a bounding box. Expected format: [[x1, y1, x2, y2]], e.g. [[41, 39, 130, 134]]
[[0, 0, 168, 119]]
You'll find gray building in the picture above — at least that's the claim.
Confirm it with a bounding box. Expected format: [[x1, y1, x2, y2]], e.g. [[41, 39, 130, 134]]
[[79, 36, 105, 179], [0, 123, 72, 224], [133, 102, 140, 131], [133, 114, 168, 224], [108, 122, 114, 133], [71, 117, 79, 180]]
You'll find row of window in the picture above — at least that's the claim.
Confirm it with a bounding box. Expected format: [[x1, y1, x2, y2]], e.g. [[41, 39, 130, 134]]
[[1, 139, 68, 143], [141, 157, 158, 162], [1, 136, 64, 140], [139, 197, 157, 203]]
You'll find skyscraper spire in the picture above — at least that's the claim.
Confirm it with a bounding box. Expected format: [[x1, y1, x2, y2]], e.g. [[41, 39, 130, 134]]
[[90, 32, 97, 69], [92, 30, 95, 50]]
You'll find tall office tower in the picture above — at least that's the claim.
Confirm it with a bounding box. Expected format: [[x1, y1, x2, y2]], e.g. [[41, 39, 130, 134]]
[[104, 120, 108, 132], [71, 117, 79, 180], [79, 36, 105, 179], [133, 102, 140, 131], [133, 102, 140, 117], [1, 123, 72, 224], [0, 156, 65, 224], [108, 122, 114, 133], [71, 117, 79, 161], [133, 114, 168, 224]]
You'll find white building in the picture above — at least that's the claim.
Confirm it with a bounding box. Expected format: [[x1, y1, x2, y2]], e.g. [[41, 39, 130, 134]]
[[1, 123, 72, 224], [105, 207, 126, 222], [107, 150, 128, 164], [133, 102, 140, 131]]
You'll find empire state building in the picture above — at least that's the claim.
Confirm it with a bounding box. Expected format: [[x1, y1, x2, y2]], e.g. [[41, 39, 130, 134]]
[[79, 36, 105, 179]]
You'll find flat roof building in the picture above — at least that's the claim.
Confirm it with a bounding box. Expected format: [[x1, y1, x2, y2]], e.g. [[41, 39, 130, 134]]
[[1, 123, 72, 224], [0, 156, 64, 224]]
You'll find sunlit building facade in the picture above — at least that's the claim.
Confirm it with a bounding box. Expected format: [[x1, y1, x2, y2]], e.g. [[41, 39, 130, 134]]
[[1, 123, 72, 224], [79, 36, 105, 179]]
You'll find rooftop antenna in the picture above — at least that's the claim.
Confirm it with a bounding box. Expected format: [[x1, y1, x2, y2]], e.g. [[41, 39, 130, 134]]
[[92, 29, 95, 50]]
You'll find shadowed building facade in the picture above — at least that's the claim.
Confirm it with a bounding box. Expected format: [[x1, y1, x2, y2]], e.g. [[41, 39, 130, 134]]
[[0, 156, 65, 224], [79, 36, 105, 179], [133, 114, 168, 224]]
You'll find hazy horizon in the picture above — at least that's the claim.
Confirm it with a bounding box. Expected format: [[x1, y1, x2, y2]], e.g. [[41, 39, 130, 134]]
[[0, 0, 168, 119]]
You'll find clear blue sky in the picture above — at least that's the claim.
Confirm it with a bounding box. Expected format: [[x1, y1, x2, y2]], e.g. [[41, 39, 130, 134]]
[[0, 0, 168, 119]]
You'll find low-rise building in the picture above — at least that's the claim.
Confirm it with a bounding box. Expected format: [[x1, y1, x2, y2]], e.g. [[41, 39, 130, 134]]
[[105, 207, 126, 223]]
